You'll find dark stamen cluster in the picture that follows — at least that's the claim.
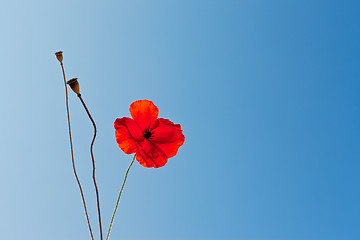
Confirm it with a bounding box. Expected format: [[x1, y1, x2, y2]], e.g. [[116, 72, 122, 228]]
[[144, 130, 152, 139]]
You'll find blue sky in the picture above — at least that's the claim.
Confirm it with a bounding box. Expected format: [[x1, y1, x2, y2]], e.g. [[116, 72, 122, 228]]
[[0, 0, 359, 239]]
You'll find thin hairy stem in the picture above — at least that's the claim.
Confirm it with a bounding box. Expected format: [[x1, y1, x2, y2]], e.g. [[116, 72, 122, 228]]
[[78, 94, 103, 240], [59, 63, 94, 240], [106, 155, 136, 240]]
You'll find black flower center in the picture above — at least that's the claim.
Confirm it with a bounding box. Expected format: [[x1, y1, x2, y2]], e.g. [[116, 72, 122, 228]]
[[144, 130, 152, 139]]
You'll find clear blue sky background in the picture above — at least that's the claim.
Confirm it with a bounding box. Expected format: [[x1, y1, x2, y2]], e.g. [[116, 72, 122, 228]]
[[1, 0, 359, 239]]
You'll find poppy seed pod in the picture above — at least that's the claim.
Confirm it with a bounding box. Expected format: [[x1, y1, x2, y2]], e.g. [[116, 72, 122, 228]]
[[67, 78, 80, 95], [55, 51, 63, 62]]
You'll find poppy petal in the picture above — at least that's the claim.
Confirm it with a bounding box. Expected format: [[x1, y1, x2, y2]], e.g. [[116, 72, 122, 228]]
[[129, 100, 159, 131], [150, 118, 185, 158], [114, 117, 144, 154], [135, 140, 168, 168]]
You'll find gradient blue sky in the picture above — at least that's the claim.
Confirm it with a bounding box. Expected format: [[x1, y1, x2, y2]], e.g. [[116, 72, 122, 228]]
[[1, 0, 359, 240]]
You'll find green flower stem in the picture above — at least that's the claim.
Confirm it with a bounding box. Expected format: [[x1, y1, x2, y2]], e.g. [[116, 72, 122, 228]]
[[106, 155, 136, 240]]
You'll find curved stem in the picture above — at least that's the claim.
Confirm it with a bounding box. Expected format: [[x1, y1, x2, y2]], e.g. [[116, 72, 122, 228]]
[[60, 63, 94, 240], [106, 155, 136, 240], [78, 94, 103, 240]]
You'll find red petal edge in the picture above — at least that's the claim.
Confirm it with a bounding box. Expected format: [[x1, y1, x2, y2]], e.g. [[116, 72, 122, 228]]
[[134, 118, 185, 168], [129, 100, 159, 131], [114, 117, 144, 154]]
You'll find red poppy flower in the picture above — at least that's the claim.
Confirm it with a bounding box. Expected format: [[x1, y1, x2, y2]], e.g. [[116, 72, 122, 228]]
[[114, 100, 185, 168]]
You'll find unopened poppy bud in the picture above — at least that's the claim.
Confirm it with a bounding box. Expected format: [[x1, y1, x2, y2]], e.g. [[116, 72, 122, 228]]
[[55, 51, 63, 62], [67, 78, 80, 95]]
